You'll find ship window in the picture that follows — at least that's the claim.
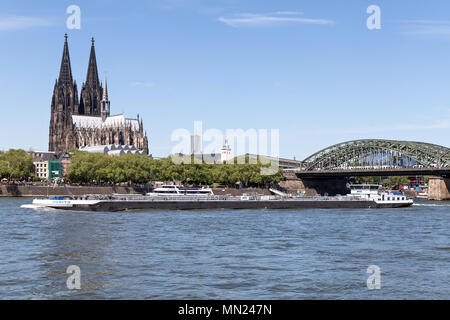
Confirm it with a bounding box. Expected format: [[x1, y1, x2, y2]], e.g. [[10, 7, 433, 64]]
[[387, 197, 390, 200]]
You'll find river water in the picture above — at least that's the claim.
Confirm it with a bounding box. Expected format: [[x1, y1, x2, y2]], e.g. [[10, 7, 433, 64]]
[[0, 197, 448, 299]]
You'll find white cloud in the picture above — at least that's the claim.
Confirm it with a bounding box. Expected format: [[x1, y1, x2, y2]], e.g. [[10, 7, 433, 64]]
[[273, 11, 304, 15], [400, 20, 450, 36], [131, 82, 155, 88], [218, 12, 334, 28], [0, 16, 53, 31]]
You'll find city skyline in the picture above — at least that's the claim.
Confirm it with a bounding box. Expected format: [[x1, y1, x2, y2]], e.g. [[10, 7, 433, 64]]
[[0, 0, 449, 159]]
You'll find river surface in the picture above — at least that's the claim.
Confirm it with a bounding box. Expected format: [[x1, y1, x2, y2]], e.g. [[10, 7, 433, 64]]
[[0, 197, 448, 299]]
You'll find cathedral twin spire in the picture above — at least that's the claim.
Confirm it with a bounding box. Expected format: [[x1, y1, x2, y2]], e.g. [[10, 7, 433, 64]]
[[79, 36, 103, 116], [57, 34, 103, 116], [58, 34, 73, 85], [85, 37, 101, 90]]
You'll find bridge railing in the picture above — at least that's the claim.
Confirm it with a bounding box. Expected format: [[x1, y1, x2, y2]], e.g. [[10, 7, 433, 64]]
[[285, 165, 447, 172]]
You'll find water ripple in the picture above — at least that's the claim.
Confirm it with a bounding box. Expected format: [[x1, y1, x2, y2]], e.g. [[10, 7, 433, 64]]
[[0, 197, 449, 299]]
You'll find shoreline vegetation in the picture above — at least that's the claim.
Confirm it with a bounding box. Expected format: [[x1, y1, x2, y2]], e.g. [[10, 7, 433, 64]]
[[67, 151, 285, 188], [0, 149, 33, 181], [1, 149, 429, 191], [1, 149, 285, 188]]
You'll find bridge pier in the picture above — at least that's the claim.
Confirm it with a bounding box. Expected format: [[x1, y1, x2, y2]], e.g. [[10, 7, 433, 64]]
[[428, 177, 450, 201], [281, 172, 348, 196]]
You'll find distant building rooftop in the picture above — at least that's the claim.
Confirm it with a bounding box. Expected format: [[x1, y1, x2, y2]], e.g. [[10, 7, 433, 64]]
[[79, 144, 147, 156]]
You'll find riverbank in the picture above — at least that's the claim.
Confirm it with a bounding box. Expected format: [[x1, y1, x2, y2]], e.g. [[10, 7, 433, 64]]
[[0, 185, 271, 198], [0, 185, 145, 197], [0, 184, 432, 200]]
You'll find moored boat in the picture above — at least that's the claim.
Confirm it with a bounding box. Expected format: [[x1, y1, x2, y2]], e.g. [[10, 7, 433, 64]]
[[24, 184, 413, 212], [147, 185, 214, 197]]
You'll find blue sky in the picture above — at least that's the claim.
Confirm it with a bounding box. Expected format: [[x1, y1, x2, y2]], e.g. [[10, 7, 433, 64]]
[[0, 0, 449, 159]]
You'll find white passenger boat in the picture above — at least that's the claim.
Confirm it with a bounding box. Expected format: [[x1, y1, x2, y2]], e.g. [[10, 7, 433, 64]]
[[147, 185, 214, 197], [347, 184, 413, 206]]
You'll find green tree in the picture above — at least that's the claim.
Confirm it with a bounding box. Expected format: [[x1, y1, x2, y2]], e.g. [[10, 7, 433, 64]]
[[0, 149, 33, 179], [66, 151, 286, 188], [355, 176, 380, 184]]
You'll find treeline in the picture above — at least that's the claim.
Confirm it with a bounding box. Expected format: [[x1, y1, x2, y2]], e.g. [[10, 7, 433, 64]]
[[0, 149, 33, 179], [67, 151, 285, 187], [355, 176, 429, 187]]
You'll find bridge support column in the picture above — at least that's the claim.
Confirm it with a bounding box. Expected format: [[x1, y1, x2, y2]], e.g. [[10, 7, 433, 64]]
[[299, 177, 349, 196], [281, 172, 348, 196], [428, 177, 450, 201]]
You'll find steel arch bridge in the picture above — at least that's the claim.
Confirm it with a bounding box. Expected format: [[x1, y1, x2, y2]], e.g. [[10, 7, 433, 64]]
[[301, 139, 450, 171]]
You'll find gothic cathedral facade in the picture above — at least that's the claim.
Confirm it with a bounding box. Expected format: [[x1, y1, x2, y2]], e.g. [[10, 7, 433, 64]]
[[48, 34, 149, 154]]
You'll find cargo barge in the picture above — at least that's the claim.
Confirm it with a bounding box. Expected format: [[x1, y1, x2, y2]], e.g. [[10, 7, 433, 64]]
[[25, 184, 413, 212]]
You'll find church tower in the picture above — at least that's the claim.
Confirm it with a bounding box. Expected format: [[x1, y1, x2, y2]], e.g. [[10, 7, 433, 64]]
[[100, 74, 110, 121], [221, 138, 232, 163], [48, 34, 78, 152], [79, 38, 103, 116]]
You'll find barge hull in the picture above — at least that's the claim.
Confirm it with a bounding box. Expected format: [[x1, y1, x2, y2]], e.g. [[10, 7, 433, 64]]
[[62, 199, 412, 212]]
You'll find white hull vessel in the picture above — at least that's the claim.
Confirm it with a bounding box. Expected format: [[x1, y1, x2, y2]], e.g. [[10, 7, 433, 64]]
[[31, 198, 102, 209], [147, 185, 214, 197]]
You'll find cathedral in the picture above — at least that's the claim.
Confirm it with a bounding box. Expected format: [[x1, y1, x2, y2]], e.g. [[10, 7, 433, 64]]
[[48, 34, 149, 154]]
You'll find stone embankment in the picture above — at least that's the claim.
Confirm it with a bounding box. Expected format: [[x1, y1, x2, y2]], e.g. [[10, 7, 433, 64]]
[[0, 185, 145, 197], [211, 187, 272, 196], [2, 183, 444, 200], [0, 185, 269, 197]]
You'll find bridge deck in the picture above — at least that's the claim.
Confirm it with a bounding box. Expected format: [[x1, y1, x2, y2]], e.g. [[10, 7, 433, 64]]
[[285, 167, 450, 178]]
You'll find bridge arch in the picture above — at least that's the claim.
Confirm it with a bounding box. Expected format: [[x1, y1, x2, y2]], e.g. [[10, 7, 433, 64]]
[[302, 139, 450, 170]]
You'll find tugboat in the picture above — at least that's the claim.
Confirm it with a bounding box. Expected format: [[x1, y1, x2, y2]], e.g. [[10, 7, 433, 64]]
[[25, 184, 413, 212]]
